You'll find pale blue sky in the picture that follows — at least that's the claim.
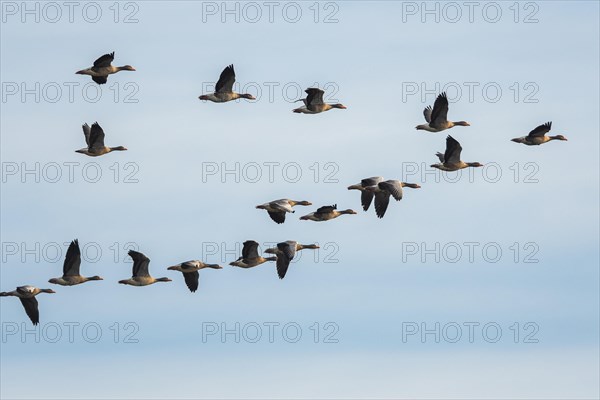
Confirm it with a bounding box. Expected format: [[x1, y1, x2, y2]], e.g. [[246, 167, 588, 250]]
[[1, 1, 599, 399]]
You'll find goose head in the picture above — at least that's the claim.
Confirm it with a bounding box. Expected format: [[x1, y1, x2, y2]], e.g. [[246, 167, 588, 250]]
[[331, 103, 347, 109], [340, 209, 357, 215], [41, 289, 56, 294], [119, 65, 136, 71], [293, 200, 312, 206], [467, 162, 484, 168], [87, 276, 103, 281], [110, 146, 127, 151], [453, 121, 470, 127], [551, 135, 568, 141], [239, 93, 256, 100], [402, 183, 421, 189]]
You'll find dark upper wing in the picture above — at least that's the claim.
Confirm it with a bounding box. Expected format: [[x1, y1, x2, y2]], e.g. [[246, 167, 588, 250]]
[[93, 52, 114, 68], [215, 64, 235, 93], [92, 75, 108, 85], [361, 177, 383, 187], [423, 105, 432, 123], [278, 242, 297, 260], [315, 204, 336, 215], [88, 122, 106, 151], [276, 254, 291, 279], [129, 250, 150, 277], [436, 152, 445, 163], [430, 92, 449, 126], [20, 297, 39, 325], [373, 191, 390, 219], [82, 124, 91, 146], [379, 180, 403, 201], [242, 240, 259, 259], [361, 191, 375, 211], [444, 135, 462, 165], [527, 121, 552, 138], [305, 88, 325, 106], [275, 242, 295, 279], [182, 271, 200, 293], [268, 211, 286, 224], [63, 239, 82, 276]]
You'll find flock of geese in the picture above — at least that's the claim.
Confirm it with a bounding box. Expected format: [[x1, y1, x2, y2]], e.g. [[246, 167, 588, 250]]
[[1, 53, 568, 325]]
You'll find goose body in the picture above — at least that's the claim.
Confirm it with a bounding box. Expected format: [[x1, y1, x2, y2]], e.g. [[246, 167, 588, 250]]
[[293, 88, 346, 114], [265, 241, 319, 279], [1, 285, 56, 325], [199, 65, 255, 102], [348, 176, 384, 211], [76, 122, 127, 157], [119, 250, 172, 286], [416, 92, 470, 132], [48, 239, 103, 286], [256, 199, 312, 224], [431, 136, 483, 172], [300, 204, 357, 222], [76, 52, 135, 85], [168, 260, 222, 293], [229, 240, 276, 268], [365, 180, 421, 218], [511, 122, 567, 145]]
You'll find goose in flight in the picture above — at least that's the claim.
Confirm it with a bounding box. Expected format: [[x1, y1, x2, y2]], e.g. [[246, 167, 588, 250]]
[[511, 122, 567, 145], [198, 64, 256, 102], [119, 250, 172, 286], [1, 286, 56, 325], [229, 240, 276, 268], [416, 92, 470, 132], [76, 52, 135, 85], [431, 136, 483, 171], [293, 88, 347, 114], [48, 239, 103, 286], [76, 122, 127, 157], [265, 241, 319, 279], [365, 180, 421, 218], [256, 199, 312, 224], [300, 204, 357, 221], [348, 177, 384, 211], [168, 261, 222, 293]]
